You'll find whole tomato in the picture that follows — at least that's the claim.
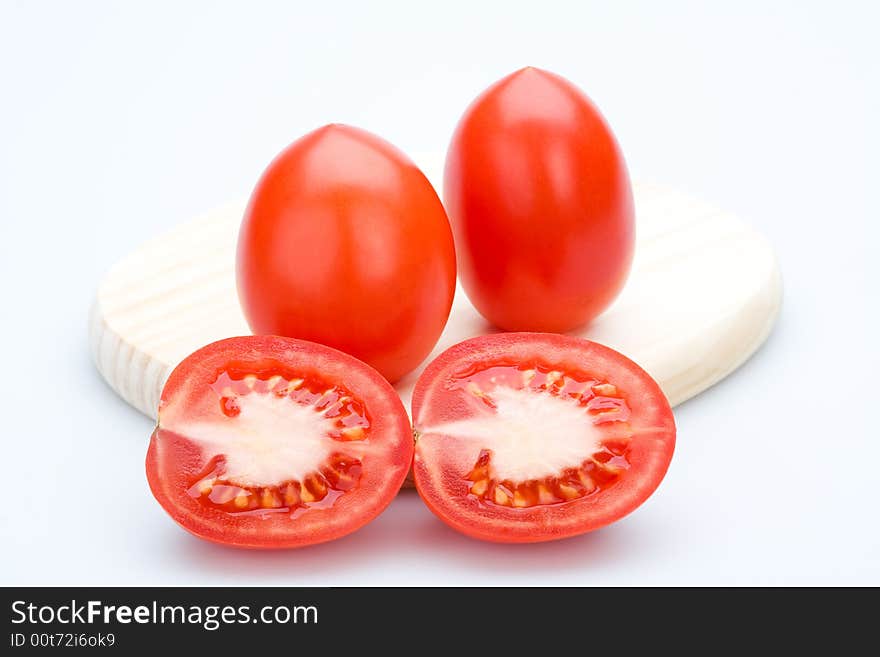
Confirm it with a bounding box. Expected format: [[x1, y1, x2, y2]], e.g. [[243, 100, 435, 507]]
[[444, 67, 635, 332], [237, 124, 456, 382]]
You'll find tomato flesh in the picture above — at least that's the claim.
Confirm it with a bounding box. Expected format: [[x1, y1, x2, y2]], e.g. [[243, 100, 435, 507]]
[[412, 333, 675, 543], [146, 336, 412, 549]]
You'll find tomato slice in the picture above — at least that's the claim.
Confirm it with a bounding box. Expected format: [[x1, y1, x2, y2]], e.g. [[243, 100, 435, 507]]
[[146, 336, 412, 549], [412, 333, 675, 543]]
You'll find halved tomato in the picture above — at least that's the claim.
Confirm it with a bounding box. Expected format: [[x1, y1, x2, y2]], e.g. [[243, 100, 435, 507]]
[[146, 336, 412, 549], [412, 333, 675, 543]]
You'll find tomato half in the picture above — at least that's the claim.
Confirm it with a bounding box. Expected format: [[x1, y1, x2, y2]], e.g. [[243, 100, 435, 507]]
[[412, 333, 675, 543], [146, 336, 412, 549], [443, 67, 635, 333], [237, 124, 457, 382]]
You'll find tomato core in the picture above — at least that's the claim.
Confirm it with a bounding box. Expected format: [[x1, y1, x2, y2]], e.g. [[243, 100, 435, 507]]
[[163, 365, 372, 518], [422, 360, 634, 510]]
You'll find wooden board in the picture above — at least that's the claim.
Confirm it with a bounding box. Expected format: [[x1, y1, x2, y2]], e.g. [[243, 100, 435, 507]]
[[89, 182, 781, 419]]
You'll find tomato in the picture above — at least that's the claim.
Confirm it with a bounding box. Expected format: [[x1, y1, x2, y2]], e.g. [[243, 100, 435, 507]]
[[237, 124, 457, 382], [412, 333, 675, 543], [146, 336, 412, 549], [443, 67, 635, 332]]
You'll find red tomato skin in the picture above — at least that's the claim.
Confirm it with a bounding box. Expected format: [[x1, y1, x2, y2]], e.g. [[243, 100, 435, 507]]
[[412, 333, 675, 543], [237, 124, 456, 382], [146, 336, 413, 549], [444, 67, 635, 333]]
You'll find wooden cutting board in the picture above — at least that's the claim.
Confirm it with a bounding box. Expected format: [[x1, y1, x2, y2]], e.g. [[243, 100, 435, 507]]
[[89, 178, 782, 420]]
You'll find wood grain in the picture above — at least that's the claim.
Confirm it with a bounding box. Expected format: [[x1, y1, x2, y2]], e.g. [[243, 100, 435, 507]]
[[90, 183, 781, 419]]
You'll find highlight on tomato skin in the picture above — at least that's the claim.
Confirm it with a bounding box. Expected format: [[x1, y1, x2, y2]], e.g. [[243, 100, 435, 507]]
[[444, 67, 635, 333], [236, 123, 457, 383], [411, 333, 675, 544], [145, 335, 413, 549]]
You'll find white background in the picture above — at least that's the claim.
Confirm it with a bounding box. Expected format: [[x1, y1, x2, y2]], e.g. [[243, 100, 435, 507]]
[[1, 1, 877, 585]]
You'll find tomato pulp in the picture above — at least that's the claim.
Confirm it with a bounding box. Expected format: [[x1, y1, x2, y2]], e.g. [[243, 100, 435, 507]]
[[237, 124, 456, 382], [444, 67, 635, 333], [146, 336, 412, 548], [412, 333, 675, 543]]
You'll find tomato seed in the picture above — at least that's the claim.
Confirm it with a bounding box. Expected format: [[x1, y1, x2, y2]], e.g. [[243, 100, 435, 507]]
[[466, 452, 629, 508], [493, 486, 511, 506], [470, 479, 489, 496], [219, 396, 240, 417], [591, 383, 618, 396]]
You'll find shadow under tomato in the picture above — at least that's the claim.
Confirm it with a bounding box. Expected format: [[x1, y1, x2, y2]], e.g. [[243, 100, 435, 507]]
[[164, 488, 660, 584]]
